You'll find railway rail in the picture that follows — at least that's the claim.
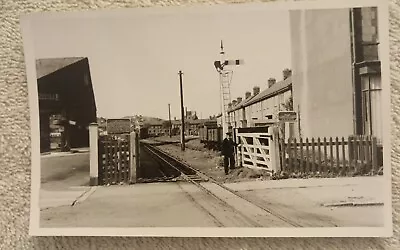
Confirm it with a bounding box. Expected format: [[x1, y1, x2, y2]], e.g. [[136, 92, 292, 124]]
[[141, 141, 302, 228]]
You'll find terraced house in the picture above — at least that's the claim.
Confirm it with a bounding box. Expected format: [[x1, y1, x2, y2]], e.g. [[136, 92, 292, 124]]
[[227, 69, 293, 133]]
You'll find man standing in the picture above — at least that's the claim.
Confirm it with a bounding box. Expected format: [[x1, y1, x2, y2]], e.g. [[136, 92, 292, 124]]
[[222, 132, 236, 175]]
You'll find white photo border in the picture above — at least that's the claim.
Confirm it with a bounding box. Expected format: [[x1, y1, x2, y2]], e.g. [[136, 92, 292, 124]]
[[21, 0, 392, 237]]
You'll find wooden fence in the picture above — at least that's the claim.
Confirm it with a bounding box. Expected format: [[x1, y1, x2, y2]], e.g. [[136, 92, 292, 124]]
[[280, 135, 380, 175], [98, 137, 131, 185]]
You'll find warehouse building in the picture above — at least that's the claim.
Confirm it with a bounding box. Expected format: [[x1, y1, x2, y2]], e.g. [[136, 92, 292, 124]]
[[36, 57, 97, 153]]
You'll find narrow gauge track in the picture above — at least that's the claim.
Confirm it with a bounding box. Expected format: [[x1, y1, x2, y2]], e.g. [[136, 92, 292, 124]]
[[141, 141, 302, 228]]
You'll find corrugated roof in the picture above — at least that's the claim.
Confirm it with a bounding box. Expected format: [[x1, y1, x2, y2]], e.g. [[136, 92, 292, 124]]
[[36, 57, 85, 79], [228, 77, 292, 112]]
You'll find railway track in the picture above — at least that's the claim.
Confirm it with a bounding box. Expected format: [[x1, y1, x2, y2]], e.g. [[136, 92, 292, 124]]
[[141, 141, 302, 228]]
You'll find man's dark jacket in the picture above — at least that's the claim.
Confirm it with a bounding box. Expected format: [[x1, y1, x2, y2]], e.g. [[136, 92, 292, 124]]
[[222, 138, 236, 156]]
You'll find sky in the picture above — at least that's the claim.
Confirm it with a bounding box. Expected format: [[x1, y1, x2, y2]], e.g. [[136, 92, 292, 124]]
[[31, 5, 292, 120]]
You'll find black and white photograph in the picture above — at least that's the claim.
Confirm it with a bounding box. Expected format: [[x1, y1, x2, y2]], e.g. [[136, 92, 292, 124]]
[[21, 0, 392, 237]]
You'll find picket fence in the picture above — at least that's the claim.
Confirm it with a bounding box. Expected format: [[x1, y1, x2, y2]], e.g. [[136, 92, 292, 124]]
[[280, 135, 380, 174]]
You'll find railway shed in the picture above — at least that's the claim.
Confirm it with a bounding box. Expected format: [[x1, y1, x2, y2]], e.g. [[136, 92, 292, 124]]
[[36, 57, 97, 152]]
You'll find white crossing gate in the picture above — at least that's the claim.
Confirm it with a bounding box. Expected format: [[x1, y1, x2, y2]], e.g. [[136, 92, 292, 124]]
[[235, 126, 280, 173]]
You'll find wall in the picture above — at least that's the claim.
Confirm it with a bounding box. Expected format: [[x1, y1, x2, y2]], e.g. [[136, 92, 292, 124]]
[[290, 9, 354, 139]]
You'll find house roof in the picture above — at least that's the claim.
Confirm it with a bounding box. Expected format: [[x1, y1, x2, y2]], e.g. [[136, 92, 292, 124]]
[[229, 95, 256, 112], [228, 76, 292, 112], [36, 57, 85, 79]]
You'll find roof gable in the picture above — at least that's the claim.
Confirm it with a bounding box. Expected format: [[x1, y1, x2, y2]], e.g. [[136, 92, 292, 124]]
[[36, 57, 85, 79]]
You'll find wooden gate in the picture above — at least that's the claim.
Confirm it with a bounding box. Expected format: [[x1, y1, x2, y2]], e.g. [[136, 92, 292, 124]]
[[98, 134, 131, 185], [235, 126, 279, 173]]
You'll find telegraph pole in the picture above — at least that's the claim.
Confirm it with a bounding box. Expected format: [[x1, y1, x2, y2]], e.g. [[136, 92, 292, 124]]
[[168, 103, 172, 138], [179, 70, 185, 151]]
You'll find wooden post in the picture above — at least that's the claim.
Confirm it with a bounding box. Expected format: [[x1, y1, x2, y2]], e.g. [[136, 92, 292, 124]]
[[348, 136, 353, 170], [299, 138, 304, 173], [317, 137, 321, 173], [323, 137, 328, 173], [89, 123, 99, 186], [168, 104, 172, 138], [359, 136, 365, 172], [293, 138, 297, 173], [329, 137, 334, 172], [136, 132, 140, 178], [179, 70, 185, 151], [354, 137, 359, 171], [270, 126, 281, 173], [342, 137, 346, 173], [288, 139, 292, 173], [371, 137, 379, 171], [305, 138, 309, 173], [311, 138, 315, 173], [335, 137, 340, 173], [130, 131, 138, 183]]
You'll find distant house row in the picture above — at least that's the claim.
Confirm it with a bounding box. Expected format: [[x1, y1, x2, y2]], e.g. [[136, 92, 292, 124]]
[[226, 70, 293, 135]]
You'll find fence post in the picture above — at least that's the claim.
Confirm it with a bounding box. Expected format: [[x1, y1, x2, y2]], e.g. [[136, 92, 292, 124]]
[[130, 131, 138, 183], [348, 136, 353, 169], [270, 126, 281, 173], [136, 132, 140, 176], [89, 123, 99, 186], [371, 136, 378, 172]]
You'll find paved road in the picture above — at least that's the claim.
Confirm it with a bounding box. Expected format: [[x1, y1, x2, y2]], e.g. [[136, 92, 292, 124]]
[[41, 152, 90, 190], [40, 176, 385, 228]]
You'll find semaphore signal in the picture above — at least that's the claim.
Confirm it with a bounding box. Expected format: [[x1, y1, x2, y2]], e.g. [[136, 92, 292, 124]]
[[213, 40, 244, 136]]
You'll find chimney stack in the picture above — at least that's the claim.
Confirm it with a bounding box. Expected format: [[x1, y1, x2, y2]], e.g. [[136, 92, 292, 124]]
[[283, 68, 292, 80], [232, 100, 237, 106], [237, 97, 243, 103], [268, 78, 277, 88], [245, 91, 252, 99], [253, 86, 260, 96]]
